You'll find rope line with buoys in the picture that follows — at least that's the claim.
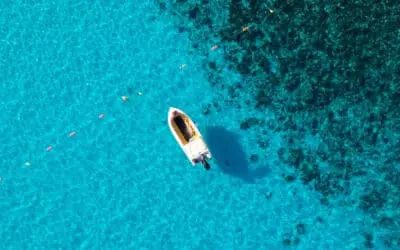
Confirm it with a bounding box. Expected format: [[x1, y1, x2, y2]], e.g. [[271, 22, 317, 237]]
[[6, 92, 144, 181]]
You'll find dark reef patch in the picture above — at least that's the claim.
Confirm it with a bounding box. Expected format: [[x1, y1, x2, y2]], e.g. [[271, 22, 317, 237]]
[[250, 154, 259, 163], [188, 6, 200, 19], [158, 0, 400, 247], [202, 103, 211, 115], [281, 221, 308, 247], [240, 117, 261, 130], [296, 223, 306, 235], [364, 232, 374, 249], [284, 175, 296, 183]]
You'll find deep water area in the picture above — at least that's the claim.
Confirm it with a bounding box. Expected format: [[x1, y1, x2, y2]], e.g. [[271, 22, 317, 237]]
[[1, 0, 399, 249]]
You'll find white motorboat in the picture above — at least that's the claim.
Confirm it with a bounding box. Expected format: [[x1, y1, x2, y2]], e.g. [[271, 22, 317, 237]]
[[168, 107, 212, 170]]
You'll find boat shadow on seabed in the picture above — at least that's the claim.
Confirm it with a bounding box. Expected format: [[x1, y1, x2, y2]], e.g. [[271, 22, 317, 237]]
[[205, 126, 269, 183]]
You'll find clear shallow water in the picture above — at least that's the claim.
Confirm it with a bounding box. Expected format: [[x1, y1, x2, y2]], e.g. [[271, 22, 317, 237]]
[[0, 0, 398, 249]]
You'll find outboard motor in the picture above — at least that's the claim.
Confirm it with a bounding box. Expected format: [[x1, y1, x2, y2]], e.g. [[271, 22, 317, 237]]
[[200, 155, 211, 170]]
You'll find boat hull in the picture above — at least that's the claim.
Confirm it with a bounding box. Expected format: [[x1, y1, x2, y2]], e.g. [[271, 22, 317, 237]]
[[168, 107, 212, 166]]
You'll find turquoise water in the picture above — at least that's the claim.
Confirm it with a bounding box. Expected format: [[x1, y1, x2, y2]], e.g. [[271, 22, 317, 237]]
[[1, 0, 399, 249]]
